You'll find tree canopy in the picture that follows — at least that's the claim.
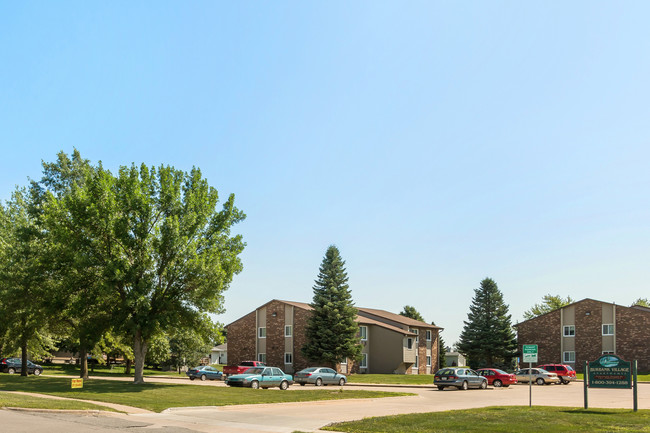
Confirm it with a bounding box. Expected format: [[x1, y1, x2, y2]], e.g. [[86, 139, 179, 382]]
[[522, 294, 574, 320], [632, 298, 649, 308], [399, 305, 425, 322], [458, 278, 517, 369], [302, 245, 362, 368]]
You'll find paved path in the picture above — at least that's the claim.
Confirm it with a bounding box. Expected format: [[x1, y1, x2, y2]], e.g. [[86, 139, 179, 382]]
[[2, 379, 648, 432]]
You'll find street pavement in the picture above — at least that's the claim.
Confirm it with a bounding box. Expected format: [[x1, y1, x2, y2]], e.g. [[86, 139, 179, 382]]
[[1, 378, 648, 433]]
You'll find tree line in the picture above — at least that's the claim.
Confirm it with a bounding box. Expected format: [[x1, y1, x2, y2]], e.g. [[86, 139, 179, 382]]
[[0, 150, 245, 383]]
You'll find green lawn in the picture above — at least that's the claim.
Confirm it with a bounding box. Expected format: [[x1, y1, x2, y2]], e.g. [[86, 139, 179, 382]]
[[323, 406, 650, 433], [347, 374, 434, 385], [42, 364, 189, 377], [0, 392, 118, 412], [0, 375, 412, 413]]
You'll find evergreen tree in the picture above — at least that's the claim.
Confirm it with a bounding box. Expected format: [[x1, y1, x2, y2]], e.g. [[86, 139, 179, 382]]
[[399, 305, 425, 322], [302, 246, 361, 368], [458, 278, 517, 369]]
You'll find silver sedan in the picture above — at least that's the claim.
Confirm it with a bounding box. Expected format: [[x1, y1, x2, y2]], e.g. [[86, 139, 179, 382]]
[[515, 368, 560, 385], [294, 367, 347, 386]]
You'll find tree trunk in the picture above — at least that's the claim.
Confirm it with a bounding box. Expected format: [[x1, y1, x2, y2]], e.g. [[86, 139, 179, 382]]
[[125, 358, 131, 375], [21, 339, 28, 377], [79, 346, 88, 379], [133, 329, 148, 384]]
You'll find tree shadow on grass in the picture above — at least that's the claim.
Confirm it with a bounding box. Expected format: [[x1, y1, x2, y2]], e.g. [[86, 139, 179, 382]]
[[0, 375, 178, 394]]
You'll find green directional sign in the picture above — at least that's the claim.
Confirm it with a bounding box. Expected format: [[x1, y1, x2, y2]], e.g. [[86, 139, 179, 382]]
[[589, 355, 632, 389], [523, 344, 538, 363]]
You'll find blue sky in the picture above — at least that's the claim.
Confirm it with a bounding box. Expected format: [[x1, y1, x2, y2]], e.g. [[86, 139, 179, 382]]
[[2, 1, 649, 346]]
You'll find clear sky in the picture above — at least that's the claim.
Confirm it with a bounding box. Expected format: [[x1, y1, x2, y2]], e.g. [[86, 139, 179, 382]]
[[2, 1, 649, 346]]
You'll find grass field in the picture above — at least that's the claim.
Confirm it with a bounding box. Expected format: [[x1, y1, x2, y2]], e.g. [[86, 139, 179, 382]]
[[0, 375, 412, 413], [322, 406, 650, 433], [0, 392, 118, 412], [41, 364, 194, 377], [347, 374, 434, 385]]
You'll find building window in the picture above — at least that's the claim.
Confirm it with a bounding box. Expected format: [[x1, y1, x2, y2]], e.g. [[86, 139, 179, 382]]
[[258, 353, 266, 363], [410, 329, 419, 343], [426, 356, 432, 366], [340, 358, 347, 365], [413, 356, 418, 368], [563, 351, 575, 363], [602, 351, 615, 355], [285, 325, 292, 337], [563, 325, 575, 337], [359, 326, 368, 341], [284, 353, 293, 364], [360, 353, 368, 368], [258, 327, 266, 338], [426, 330, 432, 341], [602, 324, 614, 336], [407, 338, 413, 349]]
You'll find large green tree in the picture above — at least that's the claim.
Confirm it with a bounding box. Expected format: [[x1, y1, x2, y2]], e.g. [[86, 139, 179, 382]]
[[522, 294, 574, 320], [458, 278, 517, 369], [73, 162, 245, 384], [632, 298, 649, 308], [0, 188, 55, 375], [399, 305, 425, 322], [302, 246, 362, 368]]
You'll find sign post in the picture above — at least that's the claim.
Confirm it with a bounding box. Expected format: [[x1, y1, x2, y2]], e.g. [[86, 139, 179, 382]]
[[522, 345, 538, 407]]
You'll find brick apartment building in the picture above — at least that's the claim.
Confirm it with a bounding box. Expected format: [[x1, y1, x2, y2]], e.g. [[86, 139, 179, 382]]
[[226, 299, 442, 375], [515, 298, 650, 372]]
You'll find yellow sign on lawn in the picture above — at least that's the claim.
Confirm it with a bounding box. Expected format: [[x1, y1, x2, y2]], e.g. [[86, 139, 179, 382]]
[[71, 378, 83, 389]]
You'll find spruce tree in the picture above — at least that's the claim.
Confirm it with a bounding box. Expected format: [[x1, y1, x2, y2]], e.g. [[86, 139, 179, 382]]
[[458, 278, 517, 369], [302, 245, 361, 367]]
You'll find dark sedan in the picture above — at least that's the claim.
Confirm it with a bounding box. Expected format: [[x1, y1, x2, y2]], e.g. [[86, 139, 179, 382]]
[[0, 358, 44, 375], [186, 365, 223, 381]]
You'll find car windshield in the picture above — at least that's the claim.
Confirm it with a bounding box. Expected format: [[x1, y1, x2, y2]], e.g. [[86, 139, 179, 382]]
[[538, 369, 550, 374], [566, 365, 575, 371], [494, 369, 508, 374], [244, 367, 264, 374], [301, 368, 318, 373], [437, 369, 457, 376]]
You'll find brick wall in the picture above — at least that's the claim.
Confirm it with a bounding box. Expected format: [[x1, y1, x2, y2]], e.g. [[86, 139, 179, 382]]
[[225, 311, 256, 365], [616, 306, 650, 372], [516, 309, 561, 367], [574, 299, 604, 371]]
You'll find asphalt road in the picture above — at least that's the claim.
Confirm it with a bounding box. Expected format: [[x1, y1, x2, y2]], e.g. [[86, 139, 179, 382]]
[[2, 379, 648, 433]]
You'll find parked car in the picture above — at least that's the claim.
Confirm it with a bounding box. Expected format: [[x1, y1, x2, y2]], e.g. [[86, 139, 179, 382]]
[[186, 365, 223, 381], [294, 367, 346, 386], [433, 367, 488, 390], [0, 358, 43, 376], [476, 368, 517, 387], [515, 368, 559, 385], [222, 360, 267, 377], [537, 364, 576, 384], [225, 366, 293, 390]]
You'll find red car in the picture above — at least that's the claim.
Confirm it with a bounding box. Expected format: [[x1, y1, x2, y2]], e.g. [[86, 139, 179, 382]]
[[476, 368, 517, 387], [537, 364, 576, 384]]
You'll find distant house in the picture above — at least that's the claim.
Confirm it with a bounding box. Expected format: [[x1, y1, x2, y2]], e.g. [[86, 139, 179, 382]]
[[515, 298, 650, 372], [445, 352, 466, 367], [226, 299, 443, 375], [210, 343, 227, 365]]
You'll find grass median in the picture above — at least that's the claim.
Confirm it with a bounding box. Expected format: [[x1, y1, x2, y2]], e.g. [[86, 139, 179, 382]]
[[0, 392, 119, 412], [322, 406, 650, 433], [0, 375, 412, 413], [347, 374, 434, 385]]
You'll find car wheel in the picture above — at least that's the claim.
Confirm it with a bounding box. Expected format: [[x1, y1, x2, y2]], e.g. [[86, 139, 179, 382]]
[[280, 380, 289, 390], [480, 380, 487, 390], [437, 386, 445, 391], [461, 381, 469, 390], [34, 369, 41, 376], [300, 383, 305, 386], [339, 378, 345, 386], [536, 378, 545, 385], [493, 379, 502, 388], [7, 368, 15, 375], [189, 376, 195, 381], [200, 374, 207, 381], [250, 380, 259, 389], [315, 378, 323, 386]]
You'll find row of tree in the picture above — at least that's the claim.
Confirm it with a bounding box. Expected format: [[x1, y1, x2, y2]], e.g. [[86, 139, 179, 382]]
[[0, 151, 245, 383]]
